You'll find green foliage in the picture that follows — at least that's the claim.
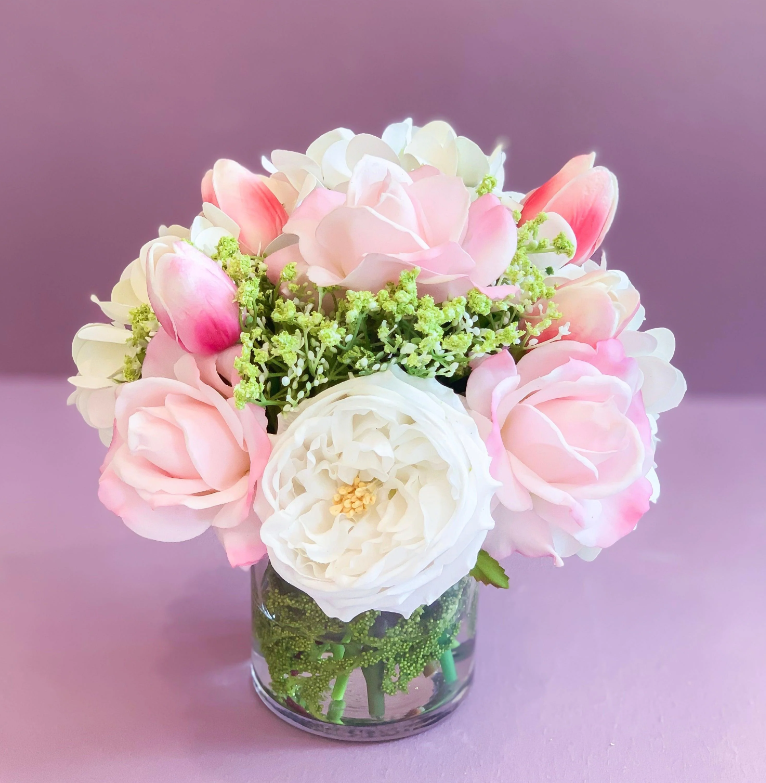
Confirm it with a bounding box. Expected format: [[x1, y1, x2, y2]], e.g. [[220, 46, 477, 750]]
[[475, 174, 498, 197], [121, 304, 158, 382], [494, 212, 565, 340], [118, 211, 571, 405], [253, 566, 471, 721], [469, 549, 510, 589], [226, 212, 570, 414]]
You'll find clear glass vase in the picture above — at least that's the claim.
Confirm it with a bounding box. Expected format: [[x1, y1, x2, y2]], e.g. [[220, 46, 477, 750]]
[[250, 559, 478, 741]]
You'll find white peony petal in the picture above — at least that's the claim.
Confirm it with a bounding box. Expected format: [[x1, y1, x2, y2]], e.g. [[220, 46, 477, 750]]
[[381, 118, 413, 156], [192, 226, 232, 258], [488, 145, 506, 191], [530, 212, 577, 272], [306, 127, 354, 164], [201, 202, 241, 238], [345, 133, 401, 170], [456, 136, 490, 187], [72, 323, 132, 378], [271, 150, 322, 187], [67, 375, 118, 390], [405, 120, 459, 176], [644, 327, 676, 363], [321, 138, 353, 189], [90, 294, 132, 325], [260, 155, 277, 174]]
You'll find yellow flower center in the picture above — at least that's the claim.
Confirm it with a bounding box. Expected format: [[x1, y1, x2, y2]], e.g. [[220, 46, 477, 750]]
[[329, 476, 377, 519]]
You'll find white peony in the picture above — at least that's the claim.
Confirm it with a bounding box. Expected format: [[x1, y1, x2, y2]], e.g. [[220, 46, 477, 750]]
[[255, 368, 498, 621], [262, 118, 507, 211]]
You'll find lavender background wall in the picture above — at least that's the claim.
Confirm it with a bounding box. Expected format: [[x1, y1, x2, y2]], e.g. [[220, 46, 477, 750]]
[[1, 0, 763, 392]]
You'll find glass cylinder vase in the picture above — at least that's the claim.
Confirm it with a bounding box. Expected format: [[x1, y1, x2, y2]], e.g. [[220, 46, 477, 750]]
[[250, 559, 478, 741]]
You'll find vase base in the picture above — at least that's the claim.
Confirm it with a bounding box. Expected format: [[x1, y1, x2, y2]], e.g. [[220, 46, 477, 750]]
[[251, 664, 472, 742]]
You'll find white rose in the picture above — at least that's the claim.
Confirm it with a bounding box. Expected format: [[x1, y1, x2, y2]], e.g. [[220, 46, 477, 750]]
[[262, 118, 507, 209], [255, 368, 498, 621]]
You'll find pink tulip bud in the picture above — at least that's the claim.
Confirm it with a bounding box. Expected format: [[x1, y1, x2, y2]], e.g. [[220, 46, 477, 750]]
[[146, 241, 240, 355], [200, 159, 288, 255], [521, 153, 618, 265]]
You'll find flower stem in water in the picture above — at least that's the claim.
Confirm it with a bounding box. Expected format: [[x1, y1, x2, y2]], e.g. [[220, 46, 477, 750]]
[[362, 662, 386, 719], [439, 649, 458, 684]]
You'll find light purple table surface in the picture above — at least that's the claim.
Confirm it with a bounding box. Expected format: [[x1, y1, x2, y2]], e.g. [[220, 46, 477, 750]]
[[1, 378, 765, 783]]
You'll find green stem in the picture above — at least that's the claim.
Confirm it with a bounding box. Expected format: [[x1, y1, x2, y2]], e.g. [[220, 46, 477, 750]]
[[327, 697, 347, 724], [362, 662, 386, 719], [326, 642, 350, 724], [331, 671, 351, 702], [439, 649, 458, 684]]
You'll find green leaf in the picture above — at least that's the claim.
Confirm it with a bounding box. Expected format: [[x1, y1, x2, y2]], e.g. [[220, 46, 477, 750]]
[[469, 550, 509, 589]]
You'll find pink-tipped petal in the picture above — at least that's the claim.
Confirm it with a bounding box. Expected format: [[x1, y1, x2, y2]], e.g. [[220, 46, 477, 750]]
[[148, 242, 240, 355], [210, 159, 288, 254], [545, 167, 618, 264], [577, 476, 653, 549], [201, 169, 217, 207], [521, 153, 596, 221]]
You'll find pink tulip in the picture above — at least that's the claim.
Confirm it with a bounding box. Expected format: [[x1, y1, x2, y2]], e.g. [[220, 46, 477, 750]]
[[146, 240, 240, 355], [521, 153, 618, 265], [202, 159, 288, 254]]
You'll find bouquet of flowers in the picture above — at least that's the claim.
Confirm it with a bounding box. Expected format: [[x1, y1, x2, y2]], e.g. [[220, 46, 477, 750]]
[[69, 119, 685, 739]]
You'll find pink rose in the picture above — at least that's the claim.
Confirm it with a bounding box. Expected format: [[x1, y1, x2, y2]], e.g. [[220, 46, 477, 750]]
[[465, 340, 654, 564], [146, 240, 241, 356], [527, 259, 640, 345], [202, 159, 289, 254], [266, 156, 518, 301], [521, 153, 618, 265], [98, 351, 271, 568]]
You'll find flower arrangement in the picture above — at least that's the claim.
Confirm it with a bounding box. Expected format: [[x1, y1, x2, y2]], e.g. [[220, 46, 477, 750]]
[[70, 119, 685, 738]]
